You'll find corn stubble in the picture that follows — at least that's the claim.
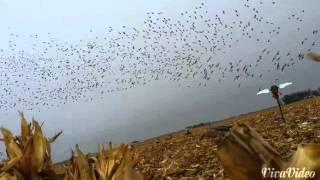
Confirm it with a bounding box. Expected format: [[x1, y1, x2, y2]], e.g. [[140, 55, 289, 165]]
[[0, 112, 62, 180], [64, 143, 145, 180], [307, 52, 320, 62], [217, 123, 320, 180], [0, 113, 145, 180]]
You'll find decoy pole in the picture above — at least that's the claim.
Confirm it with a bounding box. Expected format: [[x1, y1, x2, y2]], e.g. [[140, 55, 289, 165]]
[[270, 85, 285, 122]]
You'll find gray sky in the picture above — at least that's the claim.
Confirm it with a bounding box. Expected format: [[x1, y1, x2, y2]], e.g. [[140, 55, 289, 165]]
[[0, 0, 320, 162]]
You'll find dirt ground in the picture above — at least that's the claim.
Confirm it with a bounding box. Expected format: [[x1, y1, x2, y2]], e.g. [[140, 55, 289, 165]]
[[53, 98, 320, 179], [131, 98, 320, 179]]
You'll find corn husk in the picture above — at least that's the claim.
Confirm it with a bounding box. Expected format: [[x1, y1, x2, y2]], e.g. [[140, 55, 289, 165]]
[[217, 123, 320, 180], [0, 112, 62, 179], [64, 143, 145, 180], [307, 53, 320, 62]]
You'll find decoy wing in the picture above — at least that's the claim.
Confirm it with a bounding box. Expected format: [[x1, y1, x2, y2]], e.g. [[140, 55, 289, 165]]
[[257, 89, 270, 95], [279, 82, 293, 89]]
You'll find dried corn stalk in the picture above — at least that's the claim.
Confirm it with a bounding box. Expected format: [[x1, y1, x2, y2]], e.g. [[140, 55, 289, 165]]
[[217, 123, 320, 180], [0, 112, 62, 180], [307, 53, 320, 62], [64, 143, 145, 180]]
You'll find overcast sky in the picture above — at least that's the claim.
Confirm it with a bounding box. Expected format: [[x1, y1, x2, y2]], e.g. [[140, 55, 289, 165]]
[[0, 0, 320, 162]]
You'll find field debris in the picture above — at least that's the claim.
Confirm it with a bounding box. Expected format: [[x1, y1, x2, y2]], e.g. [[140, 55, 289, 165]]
[[0, 112, 62, 179], [1, 98, 320, 179], [217, 123, 320, 180], [0, 113, 145, 180], [133, 98, 320, 179], [307, 53, 320, 62], [64, 143, 145, 180]]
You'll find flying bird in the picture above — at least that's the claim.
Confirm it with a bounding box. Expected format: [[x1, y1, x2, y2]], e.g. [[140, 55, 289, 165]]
[[0, 1, 318, 112]]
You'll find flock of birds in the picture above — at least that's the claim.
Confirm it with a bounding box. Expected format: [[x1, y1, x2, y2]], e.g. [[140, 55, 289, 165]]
[[0, 0, 319, 112]]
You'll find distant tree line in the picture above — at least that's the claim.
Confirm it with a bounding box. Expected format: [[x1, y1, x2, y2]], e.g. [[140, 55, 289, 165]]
[[282, 88, 320, 104]]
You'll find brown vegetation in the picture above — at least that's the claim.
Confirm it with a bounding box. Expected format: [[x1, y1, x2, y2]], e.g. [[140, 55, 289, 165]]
[[0, 113, 144, 180], [133, 98, 320, 179], [1, 98, 320, 179]]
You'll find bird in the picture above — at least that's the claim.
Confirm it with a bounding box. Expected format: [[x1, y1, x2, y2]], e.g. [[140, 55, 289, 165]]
[[0, 1, 318, 113]]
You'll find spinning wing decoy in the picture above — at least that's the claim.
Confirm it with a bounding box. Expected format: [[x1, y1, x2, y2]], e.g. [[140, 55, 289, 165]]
[[279, 82, 293, 89], [257, 89, 270, 95]]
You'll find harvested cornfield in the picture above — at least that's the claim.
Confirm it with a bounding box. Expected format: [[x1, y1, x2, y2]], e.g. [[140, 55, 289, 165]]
[[1, 98, 320, 179], [133, 98, 320, 179]]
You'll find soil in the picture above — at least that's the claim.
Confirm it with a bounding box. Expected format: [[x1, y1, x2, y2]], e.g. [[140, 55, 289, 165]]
[[54, 97, 320, 179], [132, 97, 320, 179]]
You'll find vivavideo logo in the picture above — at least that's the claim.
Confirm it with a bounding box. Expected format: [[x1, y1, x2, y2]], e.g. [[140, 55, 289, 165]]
[[262, 167, 316, 179]]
